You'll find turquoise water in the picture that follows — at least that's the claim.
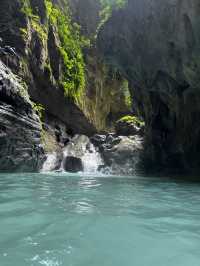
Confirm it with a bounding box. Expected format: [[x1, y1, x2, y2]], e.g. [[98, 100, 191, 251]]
[[0, 173, 200, 266]]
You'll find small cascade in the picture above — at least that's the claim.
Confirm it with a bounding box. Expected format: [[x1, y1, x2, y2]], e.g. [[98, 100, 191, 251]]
[[61, 135, 103, 174], [41, 134, 144, 175], [41, 152, 60, 172], [81, 144, 103, 173]]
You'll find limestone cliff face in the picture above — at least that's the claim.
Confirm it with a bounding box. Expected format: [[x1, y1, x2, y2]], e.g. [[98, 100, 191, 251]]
[[0, 60, 44, 172], [0, 0, 97, 172], [0, 0, 132, 172], [5, 0, 200, 173], [0, 0, 96, 136], [67, 0, 101, 38], [98, 0, 200, 171], [0, 0, 130, 135], [83, 48, 132, 131], [67, 0, 132, 131]]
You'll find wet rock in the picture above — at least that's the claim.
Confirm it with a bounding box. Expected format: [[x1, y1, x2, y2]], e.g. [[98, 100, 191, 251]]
[[0, 60, 45, 172], [101, 135, 144, 175], [115, 119, 144, 136], [97, 165, 106, 172], [106, 134, 121, 146], [63, 156, 83, 173], [116, 122, 140, 136], [91, 132, 144, 175], [90, 134, 107, 147], [62, 137, 70, 146], [103, 136, 143, 164], [91, 133, 121, 149]]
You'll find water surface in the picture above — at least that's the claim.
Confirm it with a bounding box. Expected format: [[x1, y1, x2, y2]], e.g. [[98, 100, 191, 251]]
[[0, 173, 200, 266]]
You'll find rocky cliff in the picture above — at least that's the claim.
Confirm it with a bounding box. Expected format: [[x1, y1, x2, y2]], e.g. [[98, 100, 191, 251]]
[[0, 0, 97, 135], [0, 0, 132, 171], [98, 0, 200, 172], [0, 60, 44, 171], [0, 0, 130, 131], [1, 0, 200, 173]]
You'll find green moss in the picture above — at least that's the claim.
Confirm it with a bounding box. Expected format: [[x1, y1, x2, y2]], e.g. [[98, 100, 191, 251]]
[[44, 0, 86, 103], [32, 102, 45, 121], [121, 79, 132, 109], [42, 130, 60, 153], [117, 115, 145, 127], [18, 79, 32, 104], [31, 19, 47, 41], [21, 0, 47, 42], [20, 27, 28, 39], [125, 94, 132, 108]]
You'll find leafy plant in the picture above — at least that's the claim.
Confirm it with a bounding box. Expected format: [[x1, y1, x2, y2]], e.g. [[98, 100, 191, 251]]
[[33, 103, 45, 120], [45, 0, 86, 102]]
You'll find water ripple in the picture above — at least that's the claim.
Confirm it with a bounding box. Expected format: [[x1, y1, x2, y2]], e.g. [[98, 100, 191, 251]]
[[0, 173, 200, 266]]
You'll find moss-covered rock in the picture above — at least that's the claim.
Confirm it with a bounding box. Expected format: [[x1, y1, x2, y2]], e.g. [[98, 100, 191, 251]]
[[115, 115, 144, 136]]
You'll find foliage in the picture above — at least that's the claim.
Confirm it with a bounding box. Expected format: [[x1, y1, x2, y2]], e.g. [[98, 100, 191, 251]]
[[117, 115, 145, 127], [21, 0, 47, 42], [44, 0, 86, 102], [19, 27, 28, 39], [21, 0, 87, 102], [32, 102, 45, 121]]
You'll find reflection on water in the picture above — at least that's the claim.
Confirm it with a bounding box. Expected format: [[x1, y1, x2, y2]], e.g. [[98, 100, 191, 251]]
[[0, 173, 200, 266]]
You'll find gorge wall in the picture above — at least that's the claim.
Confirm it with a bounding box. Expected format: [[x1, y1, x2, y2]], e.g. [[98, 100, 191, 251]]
[[0, 0, 131, 171], [1, 0, 200, 173], [0, 0, 96, 135], [0, 60, 44, 171], [98, 0, 200, 172]]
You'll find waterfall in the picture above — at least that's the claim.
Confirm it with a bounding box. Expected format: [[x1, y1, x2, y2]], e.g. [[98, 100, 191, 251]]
[[41, 152, 61, 172], [81, 144, 103, 173], [61, 135, 103, 174], [41, 134, 144, 175]]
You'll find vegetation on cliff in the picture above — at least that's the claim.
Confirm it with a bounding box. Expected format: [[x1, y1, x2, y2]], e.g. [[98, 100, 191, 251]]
[[21, 0, 48, 41], [1, 0, 133, 134], [45, 0, 87, 101], [20, 0, 87, 102], [99, 0, 127, 30]]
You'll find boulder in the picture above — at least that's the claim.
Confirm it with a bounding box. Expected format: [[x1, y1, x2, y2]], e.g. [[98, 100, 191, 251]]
[[102, 136, 143, 165], [100, 135, 144, 175], [115, 116, 144, 136], [63, 156, 83, 173], [90, 134, 107, 147]]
